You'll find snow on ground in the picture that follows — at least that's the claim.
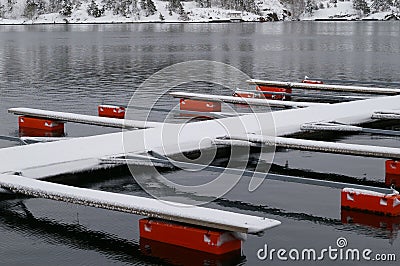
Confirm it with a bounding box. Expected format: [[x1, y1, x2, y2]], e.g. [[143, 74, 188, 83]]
[[0, 0, 398, 24], [0, 0, 269, 24], [303, 0, 399, 21], [302, 1, 357, 20]]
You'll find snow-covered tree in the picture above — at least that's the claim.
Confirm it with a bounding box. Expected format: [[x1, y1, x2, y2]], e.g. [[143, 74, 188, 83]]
[[47, 0, 61, 13], [87, 0, 105, 17], [215, 0, 260, 13], [305, 0, 315, 15], [371, 0, 393, 12], [167, 0, 182, 11], [103, 0, 138, 17], [195, 0, 211, 8], [0, 4, 5, 17], [146, 0, 157, 15], [166, 0, 186, 17], [59, 0, 73, 16], [140, 0, 157, 16], [353, 0, 370, 15], [394, 0, 400, 10], [140, 0, 146, 9], [282, 0, 305, 20], [24, 0, 46, 19]]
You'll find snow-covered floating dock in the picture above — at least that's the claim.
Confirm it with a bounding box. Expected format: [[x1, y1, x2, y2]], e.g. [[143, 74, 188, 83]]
[[0, 174, 280, 234], [8, 107, 163, 129], [217, 135, 400, 159], [3, 95, 400, 178], [2, 92, 400, 239], [170, 91, 326, 108], [247, 79, 400, 95], [372, 110, 400, 120]]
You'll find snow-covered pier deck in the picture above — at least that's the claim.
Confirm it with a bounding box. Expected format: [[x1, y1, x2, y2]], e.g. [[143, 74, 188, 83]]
[[0, 174, 280, 234], [170, 91, 326, 108], [219, 135, 400, 159], [2, 92, 400, 236], [8, 108, 163, 129], [3, 95, 400, 178], [247, 79, 400, 95]]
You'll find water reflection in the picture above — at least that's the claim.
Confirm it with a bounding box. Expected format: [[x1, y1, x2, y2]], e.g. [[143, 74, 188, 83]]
[[140, 238, 245, 266], [341, 209, 400, 244], [0, 200, 165, 265], [1, 22, 400, 264], [19, 128, 65, 137]]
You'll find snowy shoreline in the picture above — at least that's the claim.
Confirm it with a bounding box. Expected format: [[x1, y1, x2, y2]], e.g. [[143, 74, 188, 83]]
[[0, 17, 398, 25], [0, 0, 398, 25], [0, 19, 396, 26]]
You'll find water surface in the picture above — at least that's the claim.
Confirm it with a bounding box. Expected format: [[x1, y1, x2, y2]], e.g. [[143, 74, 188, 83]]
[[0, 22, 400, 265]]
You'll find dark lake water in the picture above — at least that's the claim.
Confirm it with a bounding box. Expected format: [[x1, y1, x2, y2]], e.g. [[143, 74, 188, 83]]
[[1, 22, 400, 265]]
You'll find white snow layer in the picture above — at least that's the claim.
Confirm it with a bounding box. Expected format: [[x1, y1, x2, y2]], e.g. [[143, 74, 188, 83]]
[[3, 95, 400, 178], [1, 0, 397, 24], [247, 80, 400, 95], [8, 107, 163, 129], [170, 91, 326, 108], [229, 134, 400, 159], [343, 188, 399, 196], [0, 173, 281, 233], [0, 0, 283, 24]]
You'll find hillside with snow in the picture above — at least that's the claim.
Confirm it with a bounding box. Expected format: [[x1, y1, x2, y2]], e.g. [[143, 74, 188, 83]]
[[0, 0, 398, 24], [301, 0, 400, 21]]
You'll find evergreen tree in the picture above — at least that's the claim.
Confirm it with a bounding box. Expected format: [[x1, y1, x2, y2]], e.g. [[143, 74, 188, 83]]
[[371, 0, 393, 12], [281, 0, 306, 20], [394, 0, 400, 10], [24, 0, 46, 19], [178, 2, 188, 20], [59, 0, 73, 16], [305, 0, 315, 15], [87, 0, 105, 17], [140, 0, 157, 16], [353, 0, 370, 15], [48, 0, 61, 13], [0, 4, 5, 18], [102, 0, 114, 11], [195, 0, 211, 8], [168, 0, 181, 11], [146, 0, 157, 16], [7, 0, 15, 13], [140, 0, 146, 10], [166, 0, 184, 16], [106, 0, 137, 17]]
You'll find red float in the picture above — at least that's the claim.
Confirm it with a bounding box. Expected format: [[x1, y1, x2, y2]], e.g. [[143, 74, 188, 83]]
[[180, 99, 222, 112], [301, 79, 324, 84], [233, 91, 261, 99], [98, 105, 126, 119], [385, 160, 400, 188], [139, 218, 242, 255], [19, 128, 64, 137], [18, 116, 64, 132], [256, 85, 291, 100], [341, 188, 400, 216]]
